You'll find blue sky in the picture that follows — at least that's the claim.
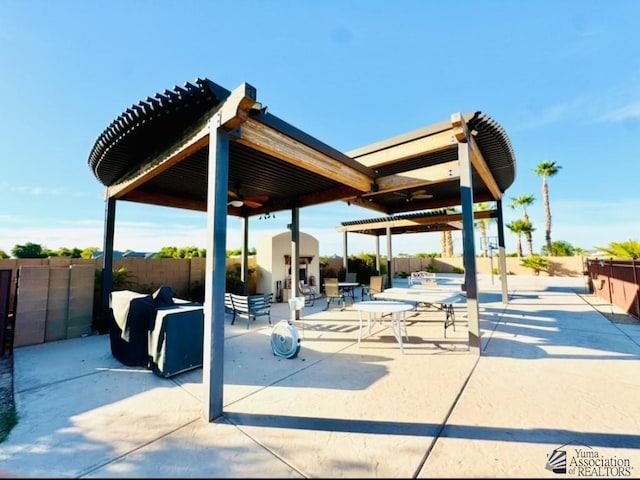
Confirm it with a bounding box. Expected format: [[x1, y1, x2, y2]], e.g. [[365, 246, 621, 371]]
[[1, 1, 638, 257]]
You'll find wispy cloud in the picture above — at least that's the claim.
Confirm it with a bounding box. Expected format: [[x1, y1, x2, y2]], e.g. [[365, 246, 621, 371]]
[[553, 197, 640, 219], [597, 100, 640, 122], [588, 72, 640, 124], [0, 183, 64, 196], [512, 72, 640, 131], [0, 214, 32, 225], [511, 96, 588, 132]]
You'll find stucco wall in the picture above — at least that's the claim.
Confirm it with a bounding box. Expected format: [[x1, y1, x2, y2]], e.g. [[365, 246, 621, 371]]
[[393, 256, 586, 277], [256, 231, 320, 298]]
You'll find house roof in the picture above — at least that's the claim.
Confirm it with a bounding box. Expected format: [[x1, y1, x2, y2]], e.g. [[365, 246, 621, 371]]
[[87, 78, 516, 217]]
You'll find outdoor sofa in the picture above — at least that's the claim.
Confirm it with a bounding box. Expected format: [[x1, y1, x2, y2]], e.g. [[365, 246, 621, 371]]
[[109, 286, 204, 378]]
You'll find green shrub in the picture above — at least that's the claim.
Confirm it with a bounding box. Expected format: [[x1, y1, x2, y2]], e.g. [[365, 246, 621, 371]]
[[594, 239, 640, 259], [520, 255, 551, 275], [225, 263, 257, 294]]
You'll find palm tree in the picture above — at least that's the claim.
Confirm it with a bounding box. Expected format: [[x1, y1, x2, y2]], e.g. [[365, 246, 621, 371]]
[[533, 161, 562, 255], [508, 194, 535, 223], [440, 229, 454, 258], [474, 202, 494, 257], [439, 207, 457, 257], [506, 220, 524, 258], [519, 220, 536, 256], [509, 195, 535, 253], [506, 219, 534, 257]]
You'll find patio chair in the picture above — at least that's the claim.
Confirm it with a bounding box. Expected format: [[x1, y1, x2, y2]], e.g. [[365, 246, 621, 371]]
[[298, 281, 321, 307], [323, 277, 345, 311], [343, 272, 359, 301], [344, 272, 357, 283], [410, 271, 437, 287], [362, 275, 384, 300]]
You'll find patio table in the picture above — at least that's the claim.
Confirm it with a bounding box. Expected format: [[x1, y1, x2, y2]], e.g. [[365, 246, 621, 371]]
[[373, 288, 464, 337], [353, 300, 414, 354]]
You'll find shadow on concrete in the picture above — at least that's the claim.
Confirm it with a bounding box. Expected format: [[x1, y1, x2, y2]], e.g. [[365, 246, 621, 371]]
[[224, 412, 640, 449]]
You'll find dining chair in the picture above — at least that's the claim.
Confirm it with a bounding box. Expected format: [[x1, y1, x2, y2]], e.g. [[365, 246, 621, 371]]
[[363, 275, 384, 300], [298, 281, 321, 307], [344, 272, 357, 283], [343, 272, 358, 301], [323, 278, 345, 310]]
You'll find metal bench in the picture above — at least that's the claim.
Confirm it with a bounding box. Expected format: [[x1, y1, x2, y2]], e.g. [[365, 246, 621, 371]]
[[229, 293, 273, 328]]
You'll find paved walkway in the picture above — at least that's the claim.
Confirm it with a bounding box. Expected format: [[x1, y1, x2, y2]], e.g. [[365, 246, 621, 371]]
[[0, 275, 639, 478]]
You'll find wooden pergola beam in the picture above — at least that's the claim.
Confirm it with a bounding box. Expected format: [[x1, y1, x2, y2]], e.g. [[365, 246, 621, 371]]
[[349, 128, 461, 169], [370, 160, 460, 195], [469, 136, 502, 200], [451, 113, 502, 200], [236, 117, 374, 194], [347, 197, 391, 215]]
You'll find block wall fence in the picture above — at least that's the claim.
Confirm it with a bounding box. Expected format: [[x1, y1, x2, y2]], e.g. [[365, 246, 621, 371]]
[[0, 255, 587, 348]]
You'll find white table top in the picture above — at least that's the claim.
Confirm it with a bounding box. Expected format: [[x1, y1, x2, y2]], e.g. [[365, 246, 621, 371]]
[[373, 288, 463, 305], [353, 300, 414, 313], [323, 282, 360, 287]]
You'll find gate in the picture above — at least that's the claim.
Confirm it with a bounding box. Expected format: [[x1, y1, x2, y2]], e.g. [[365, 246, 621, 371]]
[[0, 269, 13, 355]]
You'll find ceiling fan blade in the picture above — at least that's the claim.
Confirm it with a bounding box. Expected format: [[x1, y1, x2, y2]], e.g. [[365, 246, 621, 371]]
[[411, 189, 433, 200], [228, 187, 268, 208], [243, 199, 263, 209], [245, 195, 269, 204], [413, 194, 433, 200]]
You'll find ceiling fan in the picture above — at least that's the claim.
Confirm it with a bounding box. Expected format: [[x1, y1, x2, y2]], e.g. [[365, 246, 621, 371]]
[[394, 189, 434, 203], [227, 183, 269, 209]]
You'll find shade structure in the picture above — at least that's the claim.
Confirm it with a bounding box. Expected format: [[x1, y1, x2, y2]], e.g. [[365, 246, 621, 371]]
[[88, 78, 515, 217], [87, 77, 517, 421]]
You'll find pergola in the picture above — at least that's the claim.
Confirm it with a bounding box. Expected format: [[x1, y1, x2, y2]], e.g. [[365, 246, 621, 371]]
[[88, 78, 516, 421], [336, 208, 506, 291]]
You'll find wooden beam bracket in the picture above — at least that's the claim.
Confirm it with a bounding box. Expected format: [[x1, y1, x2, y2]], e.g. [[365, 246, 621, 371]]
[[215, 82, 259, 131]]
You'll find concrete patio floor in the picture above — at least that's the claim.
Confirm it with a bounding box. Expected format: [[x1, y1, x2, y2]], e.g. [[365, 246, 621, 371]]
[[1, 275, 639, 478]]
